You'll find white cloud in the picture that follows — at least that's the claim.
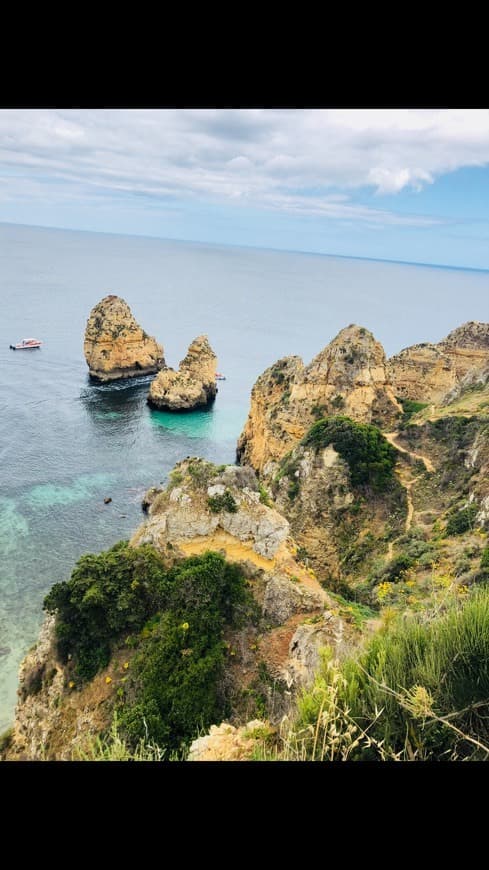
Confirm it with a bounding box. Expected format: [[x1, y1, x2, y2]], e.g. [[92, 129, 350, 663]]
[[0, 109, 488, 224]]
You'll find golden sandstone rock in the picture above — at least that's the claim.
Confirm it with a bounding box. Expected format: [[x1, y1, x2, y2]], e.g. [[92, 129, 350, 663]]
[[84, 295, 164, 382], [148, 335, 217, 411], [388, 321, 489, 404], [237, 325, 401, 475]]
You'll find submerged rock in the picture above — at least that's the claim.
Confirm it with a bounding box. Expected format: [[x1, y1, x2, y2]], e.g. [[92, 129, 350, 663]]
[[148, 335, 217, 411], [84, 295, 164, 382]]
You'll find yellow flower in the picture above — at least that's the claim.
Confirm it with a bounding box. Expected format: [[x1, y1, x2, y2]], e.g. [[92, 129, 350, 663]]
[[457, 584, 469, 596], [181, 622, 189, 631], [123, 662, 129, 670], [377, 581, 393, 602], [68, 681, 75, 689], [105, 676, 112, 684]]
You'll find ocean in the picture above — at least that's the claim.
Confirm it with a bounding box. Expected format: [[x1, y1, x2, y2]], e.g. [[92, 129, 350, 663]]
[[0, 221, 488, 731]]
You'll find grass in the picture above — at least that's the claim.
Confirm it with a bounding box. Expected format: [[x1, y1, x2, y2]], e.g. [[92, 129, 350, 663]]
[[268, 586, 489, 761]]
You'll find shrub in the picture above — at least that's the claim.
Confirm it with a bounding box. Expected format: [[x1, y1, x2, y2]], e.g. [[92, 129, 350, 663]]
[[289, 587, 489, 760], [119, 552, 253, 749], [397, 397, 428, 424], [44, 542, 170, 680], [258, 484, 272, 507], [302, 416, 397, 492], [446, 503, 479, 536], [207, 489, 238, 513]]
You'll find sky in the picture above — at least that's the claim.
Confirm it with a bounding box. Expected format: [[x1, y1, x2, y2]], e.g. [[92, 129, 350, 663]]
[[1, 108, 489, 269]]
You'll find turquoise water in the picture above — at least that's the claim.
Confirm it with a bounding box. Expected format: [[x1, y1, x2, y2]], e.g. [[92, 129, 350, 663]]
[[0, 222, 488, 731]]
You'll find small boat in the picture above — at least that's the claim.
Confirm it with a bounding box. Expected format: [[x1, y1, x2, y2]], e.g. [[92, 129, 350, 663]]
[[10, 338, 43, 350], [216, 372, 226, 381]]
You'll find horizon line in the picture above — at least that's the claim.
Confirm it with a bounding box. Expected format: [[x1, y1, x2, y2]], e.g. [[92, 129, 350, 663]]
[[1, 218, 489, 276]]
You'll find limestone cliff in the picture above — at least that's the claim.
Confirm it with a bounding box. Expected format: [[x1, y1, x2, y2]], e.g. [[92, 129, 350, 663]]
[[388, 321, 489, 404], [84, 295, 164, 382], [271, 431, 406, 583], [148, 335, 217, 411], [237, 325, 401, 476], [6, 458, 352, 760]]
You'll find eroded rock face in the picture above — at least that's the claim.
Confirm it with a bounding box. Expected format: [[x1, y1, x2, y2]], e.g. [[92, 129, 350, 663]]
[[237, 325, 401, 475], [133, 458, 289, 559], [148, 335, 217, 411], [388, 321, 489, 404], [84, 295, 164, 382]]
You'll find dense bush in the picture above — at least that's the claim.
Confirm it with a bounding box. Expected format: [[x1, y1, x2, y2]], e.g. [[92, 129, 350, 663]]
[[45, 544, 254, 750], [207, 489, 238, 513], [44, 542, 170, 680], [446, 503, 479, 536], [119, 552, 254, 749], [293, 587, 489, 760], [302, 416, 397, 491]]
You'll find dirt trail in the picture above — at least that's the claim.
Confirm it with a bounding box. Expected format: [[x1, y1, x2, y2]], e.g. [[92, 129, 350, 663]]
[[384, 431, 435, 473], [384, 430, 435, 539]]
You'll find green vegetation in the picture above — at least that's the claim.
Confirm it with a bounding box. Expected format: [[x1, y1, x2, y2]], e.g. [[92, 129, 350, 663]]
[[258, 484, 272, 507], [75, 714, 169, 761], [397, 397, 428, 425], [207, 489, 238, 513], [187, 459, 216, 488], [446, 503, 479, 536], [302, 416, 397, 492], [45, 545, 256, 751], [120, 552, 254, 749], [279, 587, 489, 760], [44, 542, 170, 680]]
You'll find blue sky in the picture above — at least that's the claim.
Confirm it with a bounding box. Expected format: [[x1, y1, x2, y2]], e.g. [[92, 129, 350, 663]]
[[1, 109, 489, 269]]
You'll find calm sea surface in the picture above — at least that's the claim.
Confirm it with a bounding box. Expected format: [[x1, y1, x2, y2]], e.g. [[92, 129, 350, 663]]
[[1, 222, 488, 730]]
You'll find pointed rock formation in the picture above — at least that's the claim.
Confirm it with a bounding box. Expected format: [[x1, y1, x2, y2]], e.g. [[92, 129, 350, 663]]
[[388, 321, 489, 404], [148, 335, 217, 411], [84, 295, 164, 382], [237, 325, 401, 476]]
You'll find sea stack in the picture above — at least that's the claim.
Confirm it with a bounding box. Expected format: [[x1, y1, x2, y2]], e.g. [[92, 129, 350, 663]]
[[148, 335, 217, 411], [84, 295, 164, 382]]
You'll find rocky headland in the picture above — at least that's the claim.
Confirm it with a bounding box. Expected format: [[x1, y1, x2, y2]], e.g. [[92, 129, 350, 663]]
[[4, 318, 489, 762], [84, 295, 164, 382], [237, 324, 401, 477], [388, 321, 489, 404], [148, 335, 217, 411]]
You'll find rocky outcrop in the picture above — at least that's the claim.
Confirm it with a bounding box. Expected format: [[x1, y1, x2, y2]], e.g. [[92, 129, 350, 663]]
[[442, 365, 489, 406], [388, 321, 489, 404], [270, 435, 406, 582], [237, 325, 401, 476], [188, 720, 272, 761], [132, 458, 290, 560], [5, 615, 117, 761], [7, 456, 348, 759], [148, 335, 217, 411], [84, 295, 164, 382]]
